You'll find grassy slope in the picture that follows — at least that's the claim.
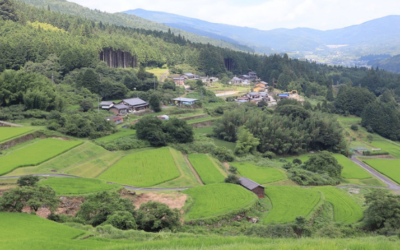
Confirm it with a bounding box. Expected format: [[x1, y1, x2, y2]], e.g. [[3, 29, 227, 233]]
[[314, 187, 363, 224], [188, 154, 225, 184], [39, 177, 120, 196], [98, 147, 180, 187], [0, 127, 33, 143], [264, 186, 322, 224], [363, 159, 400, 184], [230, 162, 286, 184], [0, 139, 82, 176], [183, 183, 258, 220], [95, 129, 136, 142], [213, 138, 236, 151]]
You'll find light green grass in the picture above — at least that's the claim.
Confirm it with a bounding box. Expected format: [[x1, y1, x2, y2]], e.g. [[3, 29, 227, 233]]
[[183, 183, 258, 220], [264, 186, 322, 224], [363, 159, 400, 184], [0, 139, 82, 176], [286, 153, 371, 179], [98, 147, 180, 187], [95, 129, 136, 142], [187, 117, 216, 124], [188, 154, 225, 184], [39, 177, 120, 196], [314, 187, 363, 224], [370, 141, 400, 158], [194, 126, 214, 134], [213, 138, 236, 151], [0, 127, 33, 143], [230, 162, 286, 184]]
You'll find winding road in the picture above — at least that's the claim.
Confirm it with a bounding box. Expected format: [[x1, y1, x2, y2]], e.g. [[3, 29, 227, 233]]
[[0, 174, 189, 191]]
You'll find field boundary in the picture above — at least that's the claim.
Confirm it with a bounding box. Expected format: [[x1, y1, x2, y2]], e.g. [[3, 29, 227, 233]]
[[0, 131, 37, 150], [362, 160, 400, 185], [183, 154, 203, 185]]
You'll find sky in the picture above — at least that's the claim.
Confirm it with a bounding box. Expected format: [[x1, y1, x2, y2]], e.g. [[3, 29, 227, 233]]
[[68, 0, 400, 30]]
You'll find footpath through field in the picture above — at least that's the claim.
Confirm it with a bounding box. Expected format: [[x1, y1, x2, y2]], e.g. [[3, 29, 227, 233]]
[[0, 174, 189, 191]]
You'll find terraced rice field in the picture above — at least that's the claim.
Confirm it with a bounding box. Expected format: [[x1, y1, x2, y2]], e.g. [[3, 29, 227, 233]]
[[183, 183, 258, 220], [0, 139, 82, 175], [98, 147, 180, 187], [363, 159, 400, 184], [230, 162, 286, 184], [315, 187, 363, 224], [370, 141, 400, 158], [264, 186, 322, 224], [39, 177, 120, 195], [0, 127, 33, 143], [95, 129, 136, 142], [188, 154, 225, 184]]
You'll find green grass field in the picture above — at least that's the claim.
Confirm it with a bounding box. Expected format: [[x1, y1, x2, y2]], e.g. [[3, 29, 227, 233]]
[[0, 139, 82, 176], [39, 177, 120, 195], [194, 126, 214, 135], [0, 127, 33, 143], [363, 159, 400, 184], [213, 138, 236, 151], [230, 162, 286, 184], [95, 129, 136, 142], [98, 147, 180, 187], [183, 183, 258, 220], [1, 213, 400, 250], [264, 186, 322, 224], [286, 154, 371, 179], [187, 117, 216, 124], [315, 187, 363, 224], [188, 154, 225, 184], [370, 141, 400, 158]]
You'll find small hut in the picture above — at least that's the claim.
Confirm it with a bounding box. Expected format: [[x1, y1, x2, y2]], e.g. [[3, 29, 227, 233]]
[[239, 177, 265, 198]]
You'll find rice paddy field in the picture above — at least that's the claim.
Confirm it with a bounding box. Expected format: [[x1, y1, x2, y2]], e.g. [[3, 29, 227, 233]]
[[263, 186, 322, 224], [183, 183, 258, 220], [2, 213, 400, 250], [230, 162, 286, 184], [363, 159, 400, 184], [370, 141, 400, 158], [0, 127, 33, 143], [39, 177, 120, 195], [0, 139, 82, 176], [314, 187, 363, 224], [98, 147, 180, 187], [188, 154, 225, 184], [95, 129, 136, 142]]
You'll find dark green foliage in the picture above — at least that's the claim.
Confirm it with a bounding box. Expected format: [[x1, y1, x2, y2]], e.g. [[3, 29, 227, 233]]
[[228, 166, 237, 174], [104, 211, 138, 230], [293, 216, 312, 237], [224, 174, 240, 184], [350, 125, 358, 131], [135, 117, 193, 146], [77, 191, 136, 227], [326, 86, 334, 101], [234, 126, 259, 156], [288, 168, 339, 186], [362, 150, 389, 156], [304, 151, 343, 177], [149, 93, 161, 112], [364, 189, 400, 234], [292, 158, 302, 165], [244, 224, 296, 238], [80, 99, 93, 112], [136, 201, 181, 232], [335, 86, 376, 116], [0, 0, 18, 21], [275, 105, 310, 120], [97, 137, 150, 151], [17, 175, 39, 187]]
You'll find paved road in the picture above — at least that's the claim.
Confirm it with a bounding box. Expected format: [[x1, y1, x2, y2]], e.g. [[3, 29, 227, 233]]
[[349, 156, 400, 190], [0, 174, 189, 191]]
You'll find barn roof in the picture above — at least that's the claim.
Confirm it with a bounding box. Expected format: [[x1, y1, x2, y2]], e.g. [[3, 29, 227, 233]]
[[173, 97, 198, 102], [123, 98, 148, 106], [239, 177, 264, 190], [112, 104, 129, 110], [100, 101, 114, 105]]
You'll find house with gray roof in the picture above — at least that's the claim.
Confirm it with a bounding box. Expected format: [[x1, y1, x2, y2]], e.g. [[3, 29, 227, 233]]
[[109, 104, 129, 115], [239, 177, 265, 198], [100, 101, 114, 110], [119, 98, 149, 111], [230, 77, 243, 85], [173, 97, 198, 106]]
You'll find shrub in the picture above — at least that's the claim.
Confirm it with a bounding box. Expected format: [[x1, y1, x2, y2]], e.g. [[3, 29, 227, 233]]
[[228, 166, 237, 174], [17, 175, 39, 187], [292, 158, 302, 165], [104, 211, 138, 230], [225, 174, 240, 184], [350, 125, 358, 131]]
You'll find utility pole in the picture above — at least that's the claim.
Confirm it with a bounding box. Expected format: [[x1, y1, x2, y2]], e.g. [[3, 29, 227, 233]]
[[154, 76, 156, 90], [201, 88, 203, 101], [97, 96, 100, 113]]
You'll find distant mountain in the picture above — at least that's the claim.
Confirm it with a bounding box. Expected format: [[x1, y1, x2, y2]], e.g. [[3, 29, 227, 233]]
[[371, 55, 400, 73], [18, 0, 254, 52], [124, 9, 400, 54]]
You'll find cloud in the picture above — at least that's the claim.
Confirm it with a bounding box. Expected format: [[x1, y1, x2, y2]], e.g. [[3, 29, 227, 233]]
[[68, 0, 400, 30]]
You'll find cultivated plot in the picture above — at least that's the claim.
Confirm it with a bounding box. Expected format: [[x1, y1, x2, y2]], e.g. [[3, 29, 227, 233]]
[[264, 186, 321, 224], [335, 154, 371, 179], [0, 127, 33, 143], [188, 154, 225, 184], [315, 187, 363, 224], [98, 147, 180, 187], [39, 177, 120, 196], [230, 162, 286, 184], [370, 141, 400, 159], [183, 183, 258, 220], [0, 139, 82, 176], [95, 129, 136, 142], [363, 159, 400, 184]]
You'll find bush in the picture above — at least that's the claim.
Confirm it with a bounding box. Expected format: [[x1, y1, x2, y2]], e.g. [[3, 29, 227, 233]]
[[104, 211, 138, 230], [224, 174, 240, 184], [288, 168, 340, 186], [228, 166, 237, 174], [244, 224, 296, 238], [350, 124, 358, 131], [262, 151, 276, 159], [292, 158, 302, 165], [363, 150, 389, 156], [136, 201, 181, 232]]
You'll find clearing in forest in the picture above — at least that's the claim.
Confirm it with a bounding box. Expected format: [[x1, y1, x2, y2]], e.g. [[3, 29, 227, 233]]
[[188, 154, 225, 184], [314, 187, 363, 224], [39, 177, 120, 196], [263, 186, 321, 224], [0, 127, 33, 143], [0, 139, 82, 176], [98, 147, 180, 187], [363, 159, 400, 184], [230, 162, 286, 184], [183, 183, 258, 220]]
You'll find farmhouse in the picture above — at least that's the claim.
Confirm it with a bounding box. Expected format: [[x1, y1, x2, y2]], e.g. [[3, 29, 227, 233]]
[[106, 116, 123, 125], [248, 71, 258, 80], [184, 73, 200, 79], [100, 101, 114, 110], [109, 103, 129, 115], [239, 177, 265, 198], [173, 77, 186, 85], [119, 98, 149, 111], [253, 81, 268, 92], [230, 77, 243, 85], [278, 94, 290, 99], [173, 97, 198, 106]]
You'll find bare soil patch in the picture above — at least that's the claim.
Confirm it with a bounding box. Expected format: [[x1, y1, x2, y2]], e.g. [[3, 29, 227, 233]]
[[22, 196, 85, 218], [132, 192, 187, 210]]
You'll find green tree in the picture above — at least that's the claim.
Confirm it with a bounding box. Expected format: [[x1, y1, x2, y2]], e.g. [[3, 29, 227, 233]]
[[135, 116, 166, 147], [224, 174, 240, 184], [136, 201, 181, 232], [26, 186, 59, 212], [80, 99, 94, 112], [104, 211, 138, 230], [326, 86, 334, 101], [162, 118, 194, 143], [149, 93, 161, 112], [0, 0, 19, 22], [234, 126, 260, 156], [17, 175, 39, 187], [304, 151, 343, 177]]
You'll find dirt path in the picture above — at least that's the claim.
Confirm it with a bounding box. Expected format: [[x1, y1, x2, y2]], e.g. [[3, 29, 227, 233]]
[[159, 69, 169, 82], [183, 155, 203, 185], [215, 91, 239, 97], [0, 121, 23, 127], [350, 156, 400, 190]]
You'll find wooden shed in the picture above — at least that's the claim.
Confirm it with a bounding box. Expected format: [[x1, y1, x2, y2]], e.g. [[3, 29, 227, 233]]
[[239, 177, 265, 198]]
